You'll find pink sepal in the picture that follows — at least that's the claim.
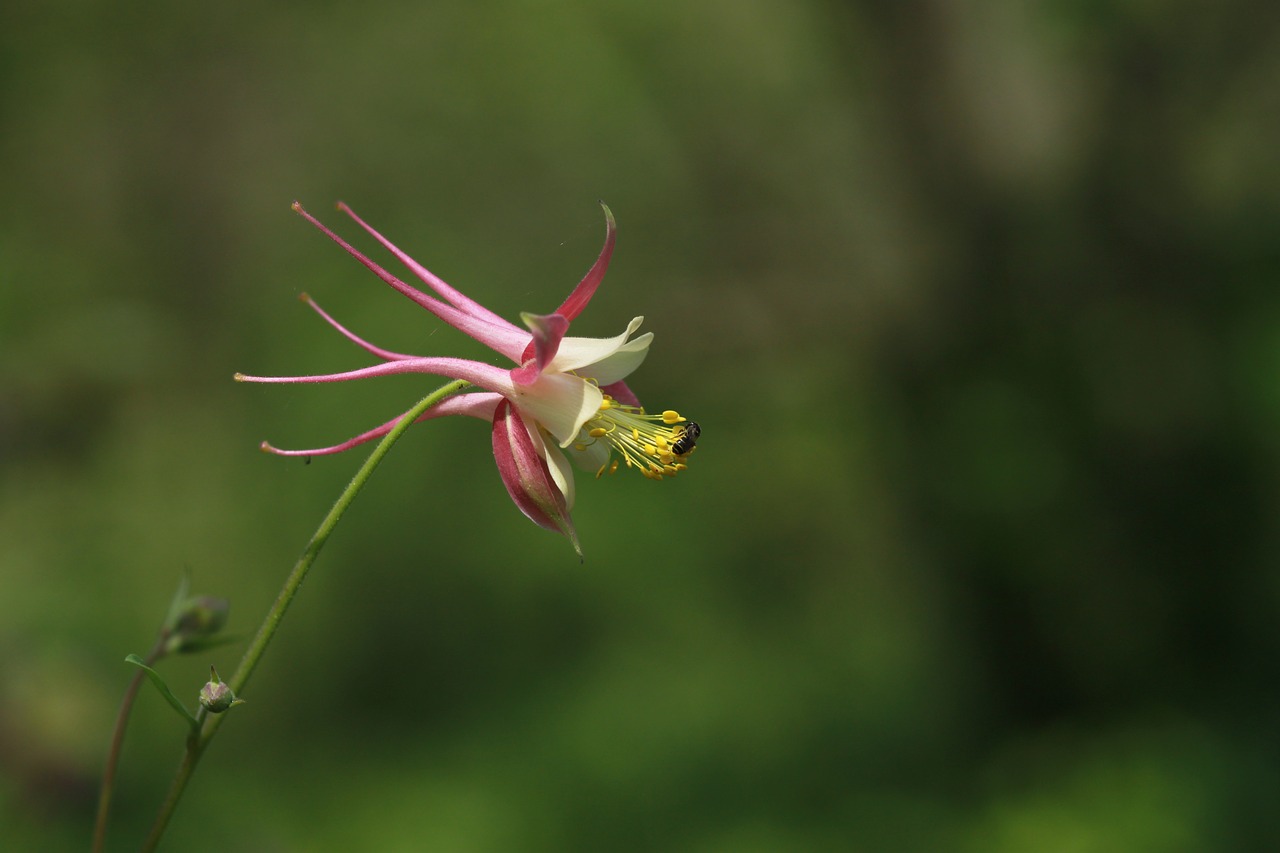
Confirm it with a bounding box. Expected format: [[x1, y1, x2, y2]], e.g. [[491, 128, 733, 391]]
[[510, 312, 569, 386], [261, 392, 502, 457], [301, 293, 416, 361], [237, 356, 515, 398], [518, 203, 615, 365], [491, 399, 582, 558], [293, 202, 530, 362], [600, 380, 641, 408], [337, 202, 519, 334], [556, 202, 616, 322]]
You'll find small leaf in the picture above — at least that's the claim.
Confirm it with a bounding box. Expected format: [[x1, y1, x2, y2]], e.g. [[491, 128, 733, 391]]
[[161, 572, 193, 634], [125, 654, 199, 731]]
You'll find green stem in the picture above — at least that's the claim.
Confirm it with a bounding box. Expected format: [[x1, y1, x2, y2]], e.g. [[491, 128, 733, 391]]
[[92, 636, 168, 853], [140, 379, 471, 852]]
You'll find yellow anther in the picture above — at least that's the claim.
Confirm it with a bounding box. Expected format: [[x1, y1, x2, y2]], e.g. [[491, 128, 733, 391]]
[[576, 398, 696, 482]]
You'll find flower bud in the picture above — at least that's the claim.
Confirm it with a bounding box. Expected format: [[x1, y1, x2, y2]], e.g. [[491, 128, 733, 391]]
[[198, 666, 243, 713], [166, 596, 230, 654]]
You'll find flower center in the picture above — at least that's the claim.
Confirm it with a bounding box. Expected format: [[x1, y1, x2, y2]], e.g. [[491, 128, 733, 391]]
[[576, 395, 698, 480]]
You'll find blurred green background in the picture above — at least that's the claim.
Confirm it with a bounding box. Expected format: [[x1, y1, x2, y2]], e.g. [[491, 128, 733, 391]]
[[4, 1, 1280, 850]]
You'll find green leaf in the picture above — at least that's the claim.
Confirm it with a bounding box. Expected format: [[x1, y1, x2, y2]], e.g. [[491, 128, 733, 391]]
[[161, 571, 192, 634], [125, 654, 199, 731]]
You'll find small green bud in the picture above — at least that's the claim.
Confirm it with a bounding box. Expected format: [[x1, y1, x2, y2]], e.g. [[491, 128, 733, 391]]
[[166, 596, 230, 654], [198, 666, 244, 713]]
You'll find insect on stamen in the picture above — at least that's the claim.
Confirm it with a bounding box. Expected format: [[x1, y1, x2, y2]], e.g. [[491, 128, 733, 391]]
[[670, 421, 700, 456]]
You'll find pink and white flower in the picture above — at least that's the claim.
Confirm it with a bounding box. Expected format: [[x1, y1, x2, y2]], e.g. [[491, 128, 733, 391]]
[[236, 202, 696, 556]]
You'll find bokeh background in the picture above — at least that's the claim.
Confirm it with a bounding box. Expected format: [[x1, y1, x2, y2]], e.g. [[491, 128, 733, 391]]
[[4, 1, 1280, 850]]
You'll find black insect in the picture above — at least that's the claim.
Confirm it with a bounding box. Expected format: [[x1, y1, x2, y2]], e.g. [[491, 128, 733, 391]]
[[671, 421, 700, 455]]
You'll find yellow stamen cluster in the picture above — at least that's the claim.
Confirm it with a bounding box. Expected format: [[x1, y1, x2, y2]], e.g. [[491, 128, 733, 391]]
[[575, 396, 696, 480]]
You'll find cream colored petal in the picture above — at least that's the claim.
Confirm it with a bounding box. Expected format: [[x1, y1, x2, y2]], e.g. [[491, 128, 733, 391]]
[[548, 316, 648, 378], [542, 440, 577, 510], [566, 436, 610, 474], [577, 331, 652, 385], [511, 371, 604, 447]]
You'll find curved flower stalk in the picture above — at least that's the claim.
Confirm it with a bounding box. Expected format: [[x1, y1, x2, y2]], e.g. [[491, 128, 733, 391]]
[[236, 201, 697, 556]]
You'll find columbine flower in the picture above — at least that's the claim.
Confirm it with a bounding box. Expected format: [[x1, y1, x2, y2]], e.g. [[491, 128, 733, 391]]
[[236, 202, 697, 557]]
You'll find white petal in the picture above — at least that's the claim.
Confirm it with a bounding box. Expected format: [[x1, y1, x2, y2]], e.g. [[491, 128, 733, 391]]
[[567, 437, 610, 474], [549, 316, 650, 383], [542, 441, 577, 510], [579, 330, 652, 385], [511, 371, 603, 447]]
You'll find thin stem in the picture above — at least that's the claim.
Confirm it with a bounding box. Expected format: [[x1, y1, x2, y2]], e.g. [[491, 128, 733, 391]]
[[140, 379, 471, 852], [92, 636, 169, 853]]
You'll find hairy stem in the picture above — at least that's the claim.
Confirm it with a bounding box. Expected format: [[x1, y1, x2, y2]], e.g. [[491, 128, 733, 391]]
[[140, 379, 471, 852]]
